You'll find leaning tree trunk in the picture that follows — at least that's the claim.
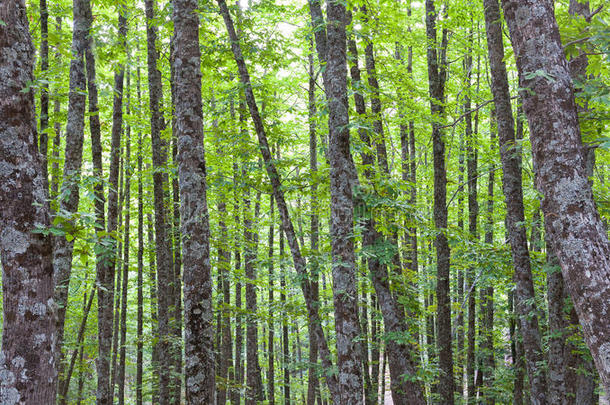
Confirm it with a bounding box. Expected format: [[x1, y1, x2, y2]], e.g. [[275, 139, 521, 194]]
[[0, 2, 57, 403], [217, 1, 341, 401], [483, 0, 548, 402], [172, 0, 215, 402], [502, 0, 610, 393]]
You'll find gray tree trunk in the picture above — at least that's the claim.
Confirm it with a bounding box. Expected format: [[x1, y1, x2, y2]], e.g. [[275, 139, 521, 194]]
[[502, 0, 610, 393], [53, 0, 88, 383], [0, 2, 58, 403], [484, 0, 548, 403], [172, 0, 215, 402]]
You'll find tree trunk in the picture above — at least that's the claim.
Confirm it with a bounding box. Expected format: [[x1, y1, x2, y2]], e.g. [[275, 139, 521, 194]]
[[95, 5, 127, 404], [39, 0, 50, 187], [325, 0, 364, 401], [136, 66, 144, 405], [172, 0, 215, 401], [307, 46, 320, 405], [503, 0, 610, 392], [232, 162, 244, 405], [244, 178, 263, 404], [53, 0, 88, 385], [169, 36, 184, 405], [217, 194, 232, 405], [280, 227, 291, 405], [268, 194, 276, 405], [145, 1, 175, 403], [147, 214, 160, 404], [117, 72, 131, 405], [0, 2, 57, 402], [485, 2, 549, 403], [425, 1, 454, 403], [482, 110, 495, 405]]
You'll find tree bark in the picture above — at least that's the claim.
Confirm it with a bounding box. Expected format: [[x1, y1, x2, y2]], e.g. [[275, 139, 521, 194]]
[[280, 228, 291, 405], [425, 1, 455, 403], [39, 0, 50, 187], [117, 71, 131, 405], [172, 0, 215, 402], [145, 1, 175, 403], [325, 0, 364, 401], [217, 196, 232, 405], [268, 194, 276, 405], [0, 3, 57, 403], [484, 1, 549, 403], [136, 63, 144, 405], [307, 46, 320, 405], [232, 162, 244, 405], [503, 0, 610, 393], [244, 177, 263, 404], [147, 214, 160, 404]]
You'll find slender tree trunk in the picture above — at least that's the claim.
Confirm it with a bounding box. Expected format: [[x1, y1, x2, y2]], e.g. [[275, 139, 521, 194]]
[[244, 178, 263, 404], [425, 1, 454, 403], [53, 0, 88, 387], [464, 33, 477, 405], [147, 214, 160, 404], [217, 194, 232, 405], [117, 72, 132, 405], [0, 6, 57, 401], [268, 194, 276, 405], [481, 110, 495, 405], [172, 0, 215, 401], [232, 162, 244, 405], [281, 228, 291, 405], [51, 15, 63, 200], [307, 46, 321, 405], [59, 285, 95, 404], [111, 150, 125, 402], [136, 62, 144, 405], [145, 1, 175, 403], [40, 0, 50, 187], [96, 6, 128, 404]]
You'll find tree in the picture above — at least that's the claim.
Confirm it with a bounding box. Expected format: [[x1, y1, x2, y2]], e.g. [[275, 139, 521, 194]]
[[502, 0, 610, 392], [425, 1, 455, 402], [172, 0, 215, 402], [0, 1, 57, 403], [483, 0, 547, 402]]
